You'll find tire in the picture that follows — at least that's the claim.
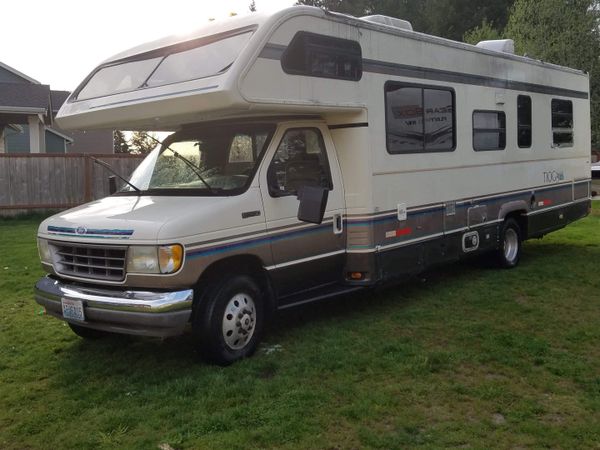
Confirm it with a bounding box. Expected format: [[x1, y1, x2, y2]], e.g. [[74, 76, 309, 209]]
[[68, 322, 109, 339], [496, 218, 522, 268], [192, 274, 264, 366]]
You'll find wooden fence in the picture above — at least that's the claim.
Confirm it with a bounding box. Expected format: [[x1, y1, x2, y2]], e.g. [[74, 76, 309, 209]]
[[0, 153, 144, 216]]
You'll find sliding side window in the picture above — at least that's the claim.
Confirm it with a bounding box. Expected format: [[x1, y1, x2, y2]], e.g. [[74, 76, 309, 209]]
[[385, 83, 455, 154], [281, 32, 362, 81], [517, 95, 532, 148], [473, 111, 506, 151], [551, 99, 573, 147]]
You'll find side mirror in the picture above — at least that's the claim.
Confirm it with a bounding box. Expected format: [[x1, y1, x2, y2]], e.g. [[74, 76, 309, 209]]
[[108, 175, 117, 194], [297, 185, 328, 224]]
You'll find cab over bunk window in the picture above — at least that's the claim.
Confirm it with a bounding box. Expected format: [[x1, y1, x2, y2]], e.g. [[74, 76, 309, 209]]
[[517, 95, 532, 148], [385, 83, 455, 154], [551, 99, 574, 147], [281, 32, 362, 81], [75, 30, 254, 101], [473, 111, 506, 151]]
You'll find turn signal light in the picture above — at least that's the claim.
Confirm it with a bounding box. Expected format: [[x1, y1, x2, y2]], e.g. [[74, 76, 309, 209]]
[[158, 244, 183, 274]]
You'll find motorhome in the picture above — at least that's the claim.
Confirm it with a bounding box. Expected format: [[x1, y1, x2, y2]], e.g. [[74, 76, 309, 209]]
[[35, 6, 592, 364]]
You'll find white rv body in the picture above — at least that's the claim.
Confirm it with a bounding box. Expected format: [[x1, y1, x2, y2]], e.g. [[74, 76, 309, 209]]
[[35, 7, 591, 363]]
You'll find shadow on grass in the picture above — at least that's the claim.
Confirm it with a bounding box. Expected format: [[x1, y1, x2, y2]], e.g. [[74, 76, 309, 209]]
[[49, 239, 596, 375]]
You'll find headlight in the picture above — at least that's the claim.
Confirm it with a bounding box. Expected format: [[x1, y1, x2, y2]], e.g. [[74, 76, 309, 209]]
[[127, 245, 183, 274], [37, 238, 52, 264]]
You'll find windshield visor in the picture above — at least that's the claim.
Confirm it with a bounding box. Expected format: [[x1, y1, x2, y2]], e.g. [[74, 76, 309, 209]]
[[76, 30, 253, 101], [122, 125, 275, 196]]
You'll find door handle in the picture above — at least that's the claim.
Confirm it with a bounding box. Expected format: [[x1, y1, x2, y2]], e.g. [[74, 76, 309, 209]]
[[333, 213, 343, 235]]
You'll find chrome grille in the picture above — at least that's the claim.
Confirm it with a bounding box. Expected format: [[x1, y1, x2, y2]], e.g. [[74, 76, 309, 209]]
[[51, 242, 127, 281]]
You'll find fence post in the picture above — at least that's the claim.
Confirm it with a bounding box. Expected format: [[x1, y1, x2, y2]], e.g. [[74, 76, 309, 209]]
[[84, 155, 93, 202]]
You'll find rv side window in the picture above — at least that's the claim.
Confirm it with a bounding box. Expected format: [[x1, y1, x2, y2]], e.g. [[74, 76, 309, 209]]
[[281, 32, 362, 81], [551, 99, 574, 147], [473, 111, 506, 151], [517, 95, 532, 148], [267, 128, 333, 197], [385, 83, 455, 154]]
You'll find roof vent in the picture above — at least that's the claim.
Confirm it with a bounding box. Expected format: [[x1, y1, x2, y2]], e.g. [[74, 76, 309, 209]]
[[361, 15, 413, 31], [476, 39, 515, 54]]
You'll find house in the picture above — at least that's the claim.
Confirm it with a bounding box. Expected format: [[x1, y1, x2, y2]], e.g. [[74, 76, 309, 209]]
[[0, 61, 113, 154]]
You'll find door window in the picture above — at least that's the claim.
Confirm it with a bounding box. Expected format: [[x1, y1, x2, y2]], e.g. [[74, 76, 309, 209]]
[[267, 128, 333, 197]]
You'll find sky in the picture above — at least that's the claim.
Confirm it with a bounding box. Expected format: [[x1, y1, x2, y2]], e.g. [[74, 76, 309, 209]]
[[1, 0, 295, 91]]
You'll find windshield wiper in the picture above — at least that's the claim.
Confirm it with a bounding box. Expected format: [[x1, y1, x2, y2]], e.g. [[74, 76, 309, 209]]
[[145, 134, 217, 194], [91, 157, 141, 193]]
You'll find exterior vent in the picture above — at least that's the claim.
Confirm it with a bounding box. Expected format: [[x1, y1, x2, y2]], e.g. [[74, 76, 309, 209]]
[[361, 15, 413, 31], [476, 39, 515, 54]]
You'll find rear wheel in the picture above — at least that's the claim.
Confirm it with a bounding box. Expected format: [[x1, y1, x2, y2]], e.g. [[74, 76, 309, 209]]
[[496, 218, 522, 268], [193, 274, 264, 365], [68, 322, 109, 339]]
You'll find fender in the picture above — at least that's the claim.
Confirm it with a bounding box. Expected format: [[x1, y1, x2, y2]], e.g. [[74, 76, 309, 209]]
[[498, 200, 529, 221]]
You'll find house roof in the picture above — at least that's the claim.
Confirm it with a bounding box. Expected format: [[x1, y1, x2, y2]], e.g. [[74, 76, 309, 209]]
[[50, 90, 70, 114], [0, 82, 50, 112], [0, 61, 40, 84], [46, 126, 74, 143]]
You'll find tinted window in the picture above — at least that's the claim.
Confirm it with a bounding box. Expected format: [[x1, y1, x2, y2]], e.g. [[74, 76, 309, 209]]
[[386, 83, 455, 153], [146, 32, 253, 87], [551, 99, 573, 147], [282, 32, 362, 81], [473, 111, 506, 151], [76, 31, 253, 100], [424, 89, 454, 151], [267, 128, 332, 197], [517, 95, 532, 148], [77, 57, 163, 100]]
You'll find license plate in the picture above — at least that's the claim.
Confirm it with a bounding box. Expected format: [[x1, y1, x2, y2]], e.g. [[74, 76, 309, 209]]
[[61, 298, 85, 321]]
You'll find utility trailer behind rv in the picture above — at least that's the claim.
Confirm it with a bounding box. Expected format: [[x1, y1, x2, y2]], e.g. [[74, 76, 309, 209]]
[[35, 7, 592, 364]]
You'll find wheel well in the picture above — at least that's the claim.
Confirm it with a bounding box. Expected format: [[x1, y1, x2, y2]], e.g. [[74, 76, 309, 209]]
[[504, 210, 528, 239], [194, 255, 276, 315]]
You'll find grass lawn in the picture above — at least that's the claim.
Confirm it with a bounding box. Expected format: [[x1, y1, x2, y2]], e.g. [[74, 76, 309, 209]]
[[1, 206, 599, 449]]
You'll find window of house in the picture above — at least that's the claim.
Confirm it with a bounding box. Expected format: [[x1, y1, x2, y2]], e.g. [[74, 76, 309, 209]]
[[517, 95, 532, 148], [473, 111, 506, 151], [267, 128, 332, 197], [551, 99, 573, 147], [281, 32, 362, 81], [385, 83, 455, 154]]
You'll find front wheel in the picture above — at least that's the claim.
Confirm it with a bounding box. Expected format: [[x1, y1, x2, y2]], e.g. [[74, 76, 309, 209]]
[[193, 275, 264, 365], [495, 218, 522, 268]]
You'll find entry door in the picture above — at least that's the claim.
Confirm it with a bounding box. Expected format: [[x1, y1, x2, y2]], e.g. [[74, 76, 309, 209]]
[[259, 124, 346, 301]]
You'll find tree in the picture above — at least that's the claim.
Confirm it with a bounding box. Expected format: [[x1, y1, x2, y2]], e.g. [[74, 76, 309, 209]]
[[463, 19, 502, 45], [296, 0, 515, 41], [129, 131, 158, 155], [505, 0, 600, 146], [249, 0, 256, 12], [113, 130, 130, 153]]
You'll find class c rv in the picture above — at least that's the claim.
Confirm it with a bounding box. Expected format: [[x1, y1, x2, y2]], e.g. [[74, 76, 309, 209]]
[[35, 6, 592, 364]]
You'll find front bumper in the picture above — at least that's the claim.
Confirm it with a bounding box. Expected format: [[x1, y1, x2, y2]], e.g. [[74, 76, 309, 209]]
[[34, 276, 193, 337]]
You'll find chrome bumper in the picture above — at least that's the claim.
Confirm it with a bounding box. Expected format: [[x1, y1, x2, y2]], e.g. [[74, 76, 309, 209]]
[[34, 276, 193, 337]]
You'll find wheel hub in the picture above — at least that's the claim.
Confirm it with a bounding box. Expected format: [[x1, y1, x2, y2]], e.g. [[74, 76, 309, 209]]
[[222, 293, 256, 350], [504, 228, 519, 262]]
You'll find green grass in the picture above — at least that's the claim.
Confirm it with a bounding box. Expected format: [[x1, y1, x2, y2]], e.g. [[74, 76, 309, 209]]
[[1, 206, 599, 449]]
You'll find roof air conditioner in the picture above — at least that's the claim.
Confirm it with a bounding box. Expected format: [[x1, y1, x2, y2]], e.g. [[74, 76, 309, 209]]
[[361, 15, 413, 31]]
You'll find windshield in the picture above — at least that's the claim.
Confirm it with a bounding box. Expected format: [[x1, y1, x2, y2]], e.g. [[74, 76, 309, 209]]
[[122, 125, 275, 196]]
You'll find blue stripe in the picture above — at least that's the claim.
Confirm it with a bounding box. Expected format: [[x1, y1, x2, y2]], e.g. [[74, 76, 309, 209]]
[[47, 226, 134, 236], [186, 223, 332, 259], [47, 232, 131, 240]]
